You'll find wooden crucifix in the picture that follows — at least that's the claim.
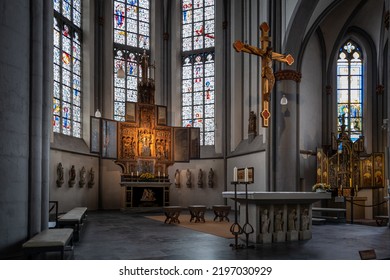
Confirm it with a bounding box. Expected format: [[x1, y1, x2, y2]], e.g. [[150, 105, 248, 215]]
[[233, 22, 294, 127]]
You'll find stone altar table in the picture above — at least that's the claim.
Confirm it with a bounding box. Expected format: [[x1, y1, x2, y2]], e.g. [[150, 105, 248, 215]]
[[222, 191, 331, 244]]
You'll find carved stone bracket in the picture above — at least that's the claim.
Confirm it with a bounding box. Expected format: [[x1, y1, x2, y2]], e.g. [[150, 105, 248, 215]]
[[275, 70, 302, 83], [325, 85, 332, 96]]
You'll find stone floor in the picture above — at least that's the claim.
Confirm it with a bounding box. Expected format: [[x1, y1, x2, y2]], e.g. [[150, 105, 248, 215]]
[[58, 210, 390, 260]]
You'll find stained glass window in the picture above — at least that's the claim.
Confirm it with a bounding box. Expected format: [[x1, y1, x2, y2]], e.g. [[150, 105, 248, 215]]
[[53, 0, 82, 137], [113, 0, 150, 121], [337, 41, 363, 142], [181, 0, 215, 145]]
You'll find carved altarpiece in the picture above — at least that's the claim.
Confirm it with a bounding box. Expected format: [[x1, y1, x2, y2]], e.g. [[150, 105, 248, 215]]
[[115, 53, 199, 188], [316, 126, 384, 199]]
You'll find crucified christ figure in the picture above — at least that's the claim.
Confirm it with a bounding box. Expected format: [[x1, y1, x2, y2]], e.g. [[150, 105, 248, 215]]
[[233, 22, 294, 127]]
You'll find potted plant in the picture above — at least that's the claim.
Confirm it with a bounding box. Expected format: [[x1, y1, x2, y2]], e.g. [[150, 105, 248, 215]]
[[312, 183, 331, 192]]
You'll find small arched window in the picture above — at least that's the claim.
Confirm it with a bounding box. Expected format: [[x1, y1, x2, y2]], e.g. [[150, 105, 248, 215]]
[[53, 0, 82, 137], [337, 41, 363, 141]]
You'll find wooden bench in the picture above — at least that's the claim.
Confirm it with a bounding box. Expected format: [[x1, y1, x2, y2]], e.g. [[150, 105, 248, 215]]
[[312, 207, 346, 222], [22, 228, 74, 259], [312, 217, 327, 224], [58, 207, 87, 241]]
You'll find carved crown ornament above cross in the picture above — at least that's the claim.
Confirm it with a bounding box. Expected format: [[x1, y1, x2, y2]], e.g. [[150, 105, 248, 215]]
[[233, 22, 294, 127]]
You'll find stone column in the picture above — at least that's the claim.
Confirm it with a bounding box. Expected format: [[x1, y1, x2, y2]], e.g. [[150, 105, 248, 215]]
[[0, 0, 51, 258], [272, 70, 302, 191]]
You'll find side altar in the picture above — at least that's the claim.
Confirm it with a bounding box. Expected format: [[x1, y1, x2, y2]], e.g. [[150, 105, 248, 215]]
[[222, 191, 331, 244], [114, 51, 199, 209]]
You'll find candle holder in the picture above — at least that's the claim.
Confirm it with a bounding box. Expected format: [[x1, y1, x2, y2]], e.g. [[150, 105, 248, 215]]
[[229, 181, 244, 250], [241, 181, 254, 248]]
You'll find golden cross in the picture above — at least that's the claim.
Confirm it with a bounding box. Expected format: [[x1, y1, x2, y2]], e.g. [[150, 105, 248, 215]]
[[233, 22, 294, 127]]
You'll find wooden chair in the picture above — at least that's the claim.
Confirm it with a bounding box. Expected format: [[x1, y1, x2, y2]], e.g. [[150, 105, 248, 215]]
[[359, 249, 376, 260]]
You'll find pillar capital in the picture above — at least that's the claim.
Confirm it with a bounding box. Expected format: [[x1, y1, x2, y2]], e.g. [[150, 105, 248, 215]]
[[275, 70, 302, 83]]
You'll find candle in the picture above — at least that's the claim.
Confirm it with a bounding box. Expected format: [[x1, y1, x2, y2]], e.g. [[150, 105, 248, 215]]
[[158, 171, 160, 177], [163, 172, 165, 177], [131, 172, 134, 177], [136, 171, 139, 177], [233, 167, 238, 182], [244, 167, 249, 182]]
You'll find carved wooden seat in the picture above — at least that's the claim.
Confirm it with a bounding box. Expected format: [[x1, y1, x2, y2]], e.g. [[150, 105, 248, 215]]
[[212, 205, 231, 222], [163, 206, 182, 224], [188, 205, 207, 223]]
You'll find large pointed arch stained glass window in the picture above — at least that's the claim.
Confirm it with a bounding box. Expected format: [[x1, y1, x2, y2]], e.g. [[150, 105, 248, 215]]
[[113, 0, 150, 121], [337, 41, 363, 141], [181, 0, 215, 146], [53, 0, 82, 137]]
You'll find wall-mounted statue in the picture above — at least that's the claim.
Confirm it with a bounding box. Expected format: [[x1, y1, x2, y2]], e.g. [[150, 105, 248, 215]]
[[186, 169, 192, 188], [88, 167, 95, 188], [248, 111, 257, 135], [79, 166, 86, 188], [208, 168, 214, 188], [174, 169, 180, 188], [68, 165, 76, 188], [56, 163, 64, 188], [198, 169, 203, 188]]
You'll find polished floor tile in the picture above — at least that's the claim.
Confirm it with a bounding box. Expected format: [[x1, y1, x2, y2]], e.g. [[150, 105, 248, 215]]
[[68, 210, 390, 260]]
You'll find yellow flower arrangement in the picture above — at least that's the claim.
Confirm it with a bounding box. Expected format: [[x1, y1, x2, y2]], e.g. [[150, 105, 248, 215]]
[[139, 172, 155, 180], [312, 183, 331, 192]]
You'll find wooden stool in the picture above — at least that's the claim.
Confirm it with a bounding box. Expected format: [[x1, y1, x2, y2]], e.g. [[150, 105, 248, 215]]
[[188, 205, 207, 223], [212, 205, 231, 222], [163, 206, 182, 224]]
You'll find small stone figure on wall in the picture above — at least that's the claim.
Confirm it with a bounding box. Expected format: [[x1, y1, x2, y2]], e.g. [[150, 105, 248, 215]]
[[68, 165, 76, 188], [208, 168, 214, 188], [79, 166, 86, 188], [88, 167, 95, 188], [198, 169, 203, 188], [56, 163, 64, 188], [186, 169, 192, 188], [174, 169, 180, 188]]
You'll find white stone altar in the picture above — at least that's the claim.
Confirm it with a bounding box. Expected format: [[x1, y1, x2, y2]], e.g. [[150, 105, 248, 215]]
[[222, 191, 331, 244]]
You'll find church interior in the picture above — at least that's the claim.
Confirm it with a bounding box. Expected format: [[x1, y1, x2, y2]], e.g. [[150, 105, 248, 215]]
[[1, 0, 390, 260]]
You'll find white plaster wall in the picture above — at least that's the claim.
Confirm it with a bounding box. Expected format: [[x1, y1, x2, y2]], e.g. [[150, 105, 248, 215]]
[[101, 159, 122, 209], [226, 152, 267, 207], [49, 150, 99, 213], [167, 159, 225, 208], [299, 32, 323, 190]]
